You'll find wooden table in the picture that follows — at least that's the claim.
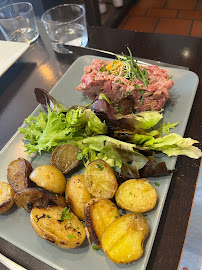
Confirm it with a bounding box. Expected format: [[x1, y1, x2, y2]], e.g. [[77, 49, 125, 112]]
[[0, 22, 201, 270]]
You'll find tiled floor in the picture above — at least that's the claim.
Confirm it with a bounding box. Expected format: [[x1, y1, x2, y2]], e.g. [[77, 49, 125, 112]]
[[118, 0, 202, 37]]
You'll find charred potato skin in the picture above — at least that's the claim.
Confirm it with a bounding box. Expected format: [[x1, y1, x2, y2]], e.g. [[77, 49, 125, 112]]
[[30, 206, 86, 249], [14, 188, 50, 212], [84, 198, 120, 247], [29, 164, 66, 194], [50, 144, 81, 174], [14, 187, 67, 213], [39, 188, 67, 208], [7, 157, 33, 193], [0, 181, 15, 214], [84, 159, 118, 199], [115, 178, 158, 213], [65, 174, 91, 220], [102, 213, 149, 264]]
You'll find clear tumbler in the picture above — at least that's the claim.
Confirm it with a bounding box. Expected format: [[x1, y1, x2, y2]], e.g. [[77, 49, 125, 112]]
[[0, 2, 39, 43], [41, 4, 88, 54]]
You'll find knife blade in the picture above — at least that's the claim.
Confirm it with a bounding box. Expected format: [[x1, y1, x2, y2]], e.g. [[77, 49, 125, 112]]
[[64, 44, 189, 70]]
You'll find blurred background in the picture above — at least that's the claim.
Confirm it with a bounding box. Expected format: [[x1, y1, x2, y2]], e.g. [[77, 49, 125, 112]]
[[1, 0, 202, 37]]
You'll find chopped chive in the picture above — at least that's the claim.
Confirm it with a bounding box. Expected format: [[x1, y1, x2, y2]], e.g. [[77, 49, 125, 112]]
[[100, 66, 107, 72], [96, 163, 104, 171], [61, 207, 73, 221], [117, 48, 149, 88], [92, 246, 100, 251], [154, 182, 160, 187], [77, 149, 83, 160], [68, 234, 76, 239]]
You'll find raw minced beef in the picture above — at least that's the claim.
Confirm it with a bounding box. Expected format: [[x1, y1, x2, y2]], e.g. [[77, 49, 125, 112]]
[[76, 59, 174, 112]]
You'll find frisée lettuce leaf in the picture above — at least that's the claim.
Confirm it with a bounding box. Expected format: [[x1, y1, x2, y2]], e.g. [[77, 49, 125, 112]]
[[19, 98, 202, 163], [19, 106, 108, 155]]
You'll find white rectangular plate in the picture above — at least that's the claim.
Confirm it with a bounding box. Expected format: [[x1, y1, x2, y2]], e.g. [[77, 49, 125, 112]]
[[0, 40, 29, 77], [0, 56, 199, 270]]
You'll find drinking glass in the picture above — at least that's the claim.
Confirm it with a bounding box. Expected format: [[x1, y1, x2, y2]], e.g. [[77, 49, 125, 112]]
[[41, 4, 88, 54], [0, 2, 39, 43]]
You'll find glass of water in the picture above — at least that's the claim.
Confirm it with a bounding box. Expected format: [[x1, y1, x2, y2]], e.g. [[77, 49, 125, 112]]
[[0, 2, 39, 43], [41, 4, 88, 54]]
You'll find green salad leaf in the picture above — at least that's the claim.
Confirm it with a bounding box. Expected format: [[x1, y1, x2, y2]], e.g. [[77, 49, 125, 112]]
[[77, 135, 148, 169], [66, 106, 86, 127], [20, 108, 72, 154], [118, 110, 163, 130], [133, 133, 201, 159], [19, 106, 108, 155], [85, 109, 108, 135], [158, 121, 179, 135], [19, 102, 202, 162]]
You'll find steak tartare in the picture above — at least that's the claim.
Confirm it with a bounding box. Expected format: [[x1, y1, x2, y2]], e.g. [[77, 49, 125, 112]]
[[76, 58, 174, 112]]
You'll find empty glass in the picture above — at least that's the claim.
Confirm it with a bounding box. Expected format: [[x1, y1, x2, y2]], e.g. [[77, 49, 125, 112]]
[[0, 2, 39, 43], [41, 4, 88, 54]]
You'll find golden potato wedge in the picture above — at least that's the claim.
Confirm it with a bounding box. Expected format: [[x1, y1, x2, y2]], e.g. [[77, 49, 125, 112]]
[[102, 213, 149, 264], [84, 159, 118, 199], [29, 165, 66, 194], [65, 174, 91, 220], [50, 144, 81, 174], [30, 206, 86, 249], [0, 181, 15, 214], [115, 179, 158, 213], [14, 187, 66, 213], [7, 157, 33, 193], [84, 198, 120, 247]]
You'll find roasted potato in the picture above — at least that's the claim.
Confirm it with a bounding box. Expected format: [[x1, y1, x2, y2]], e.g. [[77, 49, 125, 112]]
[[84, 159, 118, 199], [40, 188, 67, 208], [65, 174, 91, 220], [0, 181, 15, 214], [85, 198, 120, 247], [29, 165, 66, 194], [7, 157, 33, 193], [30, 206, 86, 249], [50, 144, 81, 174], [14, 188, 50, 212], [102, 213, 149, 264], [115, 178, 158, 213], [14, 187, 66, 213]]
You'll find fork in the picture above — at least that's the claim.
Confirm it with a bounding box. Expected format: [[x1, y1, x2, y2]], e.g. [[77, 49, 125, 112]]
[[0, 252, 27, 270]]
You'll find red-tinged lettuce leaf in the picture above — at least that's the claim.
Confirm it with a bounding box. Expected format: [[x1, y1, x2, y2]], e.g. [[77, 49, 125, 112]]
[[34, 88, 68, 113], [117, 96, 135, 115], [117, 153, 172, 183], [77, 135, 172, 182], [91, 99, 119, 118], [91, 99, 163, 132], [139, 155, 173, 178]]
